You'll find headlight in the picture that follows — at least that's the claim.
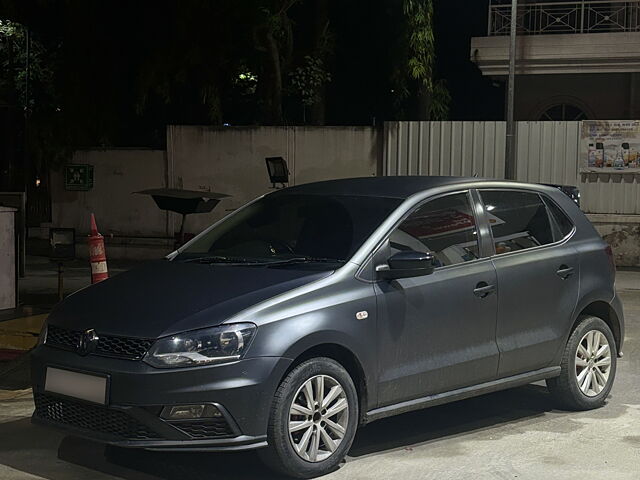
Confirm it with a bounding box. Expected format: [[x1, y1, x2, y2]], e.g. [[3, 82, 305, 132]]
[[143, 323, 256, 368]]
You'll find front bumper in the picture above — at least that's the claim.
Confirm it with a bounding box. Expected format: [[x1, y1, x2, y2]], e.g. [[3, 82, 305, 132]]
[[30, 345, 292, 450]]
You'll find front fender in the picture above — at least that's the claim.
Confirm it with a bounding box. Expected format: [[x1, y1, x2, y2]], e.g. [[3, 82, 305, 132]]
[[246, 308, 378, 410]]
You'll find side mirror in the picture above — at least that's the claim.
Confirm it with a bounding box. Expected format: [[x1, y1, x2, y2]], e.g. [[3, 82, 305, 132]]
[[376, 250, 435, 280]]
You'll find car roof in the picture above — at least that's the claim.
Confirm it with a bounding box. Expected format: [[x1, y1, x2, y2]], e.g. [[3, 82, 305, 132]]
[[274, 176, 491, 199]]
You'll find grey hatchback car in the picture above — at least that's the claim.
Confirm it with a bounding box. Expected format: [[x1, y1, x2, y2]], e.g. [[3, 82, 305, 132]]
[[32, 176, 624, 478]]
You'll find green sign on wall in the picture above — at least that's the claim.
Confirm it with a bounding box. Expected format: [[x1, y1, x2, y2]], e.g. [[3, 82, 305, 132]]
[[64, 164, 94, 191]]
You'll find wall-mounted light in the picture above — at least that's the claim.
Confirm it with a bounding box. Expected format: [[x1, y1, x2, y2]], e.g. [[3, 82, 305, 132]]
[[265, 156, 289, 189]]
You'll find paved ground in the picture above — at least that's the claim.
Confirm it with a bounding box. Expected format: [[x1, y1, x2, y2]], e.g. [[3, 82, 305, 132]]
[[0, 256, 141, 361], [0, 270, 638, 479], [15, 256, 141, 311]]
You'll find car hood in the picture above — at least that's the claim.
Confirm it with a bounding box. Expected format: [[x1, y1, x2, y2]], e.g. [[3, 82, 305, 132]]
[[47, 260, 333, 338]]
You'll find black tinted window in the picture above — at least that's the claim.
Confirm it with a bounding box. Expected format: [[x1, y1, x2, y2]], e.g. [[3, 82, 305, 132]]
[[480, 190, 555, 255], [390, 192, 479, 267], [543, 197, 574, 241]]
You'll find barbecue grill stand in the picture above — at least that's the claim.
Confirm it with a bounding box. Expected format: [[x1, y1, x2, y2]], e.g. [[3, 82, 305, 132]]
[[134, 188, 230, 248]]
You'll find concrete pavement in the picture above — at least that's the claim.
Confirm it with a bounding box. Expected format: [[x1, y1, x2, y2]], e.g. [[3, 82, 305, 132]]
[[0, 280, 639, 479], [16, 255, 141, 309]]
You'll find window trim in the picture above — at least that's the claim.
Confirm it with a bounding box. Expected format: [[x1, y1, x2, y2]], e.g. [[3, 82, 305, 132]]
[[356, 189, 491, 281], [476, 188, 576, 260]]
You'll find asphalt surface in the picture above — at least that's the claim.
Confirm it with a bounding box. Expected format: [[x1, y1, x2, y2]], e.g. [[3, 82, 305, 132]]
[[15, 256, 140, 311], [0, 282, 638, 479]]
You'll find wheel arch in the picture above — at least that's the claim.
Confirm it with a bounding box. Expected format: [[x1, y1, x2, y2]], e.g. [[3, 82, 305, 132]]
[[279, 343, 370, 425], [573, 300, 622, 352]]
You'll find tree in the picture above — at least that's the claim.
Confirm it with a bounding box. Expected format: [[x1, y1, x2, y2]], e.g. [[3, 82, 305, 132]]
[[289, 55, 331, 123], [392, 0, 450, 120], [0, 17, 70, 199], [308, 0, 332, 125], [0, 0, 452, 144], [253, 0, 300, 124]]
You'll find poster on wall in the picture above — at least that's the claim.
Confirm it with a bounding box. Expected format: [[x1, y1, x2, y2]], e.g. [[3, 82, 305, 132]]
[[581, 120, 640, 173]]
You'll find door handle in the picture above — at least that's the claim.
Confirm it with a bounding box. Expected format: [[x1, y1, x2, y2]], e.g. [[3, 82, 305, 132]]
[[556, 265, 575, 279], [474, 282, 496, 298]]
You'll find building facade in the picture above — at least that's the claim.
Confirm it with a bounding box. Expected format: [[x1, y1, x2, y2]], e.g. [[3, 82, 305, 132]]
[[471, 0, 640, 120]]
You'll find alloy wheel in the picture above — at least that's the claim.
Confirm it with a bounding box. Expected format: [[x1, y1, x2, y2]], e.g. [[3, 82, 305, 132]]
[[575, 329, 612, 397], [288, 374, 349, 462]]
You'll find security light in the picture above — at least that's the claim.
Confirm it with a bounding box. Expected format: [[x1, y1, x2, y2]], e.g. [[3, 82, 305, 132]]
[[265, 156, 289, 188]]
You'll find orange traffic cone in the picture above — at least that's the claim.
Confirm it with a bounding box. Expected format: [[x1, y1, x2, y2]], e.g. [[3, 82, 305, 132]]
[[88, 213, 108, 283]]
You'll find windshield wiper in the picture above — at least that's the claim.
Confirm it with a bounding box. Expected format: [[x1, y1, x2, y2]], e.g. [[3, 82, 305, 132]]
[[181, 255, 265, 265], [181, 255, 346, 266], [263, 256, 346, 265]]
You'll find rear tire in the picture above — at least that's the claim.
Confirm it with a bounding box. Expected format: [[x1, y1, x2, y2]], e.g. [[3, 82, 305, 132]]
[[259, 357, 358, 479], [547, 316, 617, 410]]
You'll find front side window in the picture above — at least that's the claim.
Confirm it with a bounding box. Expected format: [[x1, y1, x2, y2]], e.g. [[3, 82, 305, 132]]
[[389, 192, 480, 268], [480, 190, 557, 255]]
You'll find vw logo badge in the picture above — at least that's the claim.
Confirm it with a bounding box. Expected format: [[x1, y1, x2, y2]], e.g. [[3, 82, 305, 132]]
[[77, 329, 99, 356]]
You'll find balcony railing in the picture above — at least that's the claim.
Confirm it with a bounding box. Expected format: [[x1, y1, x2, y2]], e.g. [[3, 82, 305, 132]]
[[489, 1, 640, 35]]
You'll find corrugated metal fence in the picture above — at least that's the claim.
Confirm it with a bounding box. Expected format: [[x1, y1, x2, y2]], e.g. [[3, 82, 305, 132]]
[[384, 121, 506, 178], [515, 121, 580, 186], [580, 173, 640, 215], [384, 121, 640, 214]]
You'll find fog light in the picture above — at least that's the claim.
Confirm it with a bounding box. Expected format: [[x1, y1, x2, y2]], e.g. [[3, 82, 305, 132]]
[[160, 404, 222, 420]]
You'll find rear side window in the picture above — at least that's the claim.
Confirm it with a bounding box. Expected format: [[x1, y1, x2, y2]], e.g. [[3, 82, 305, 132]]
[[542, 197, 574, 241], [480, 190, 557, 255]]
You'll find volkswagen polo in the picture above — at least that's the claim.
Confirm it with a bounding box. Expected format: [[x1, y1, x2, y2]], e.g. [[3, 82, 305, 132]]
[[31, 176, 624, 478]]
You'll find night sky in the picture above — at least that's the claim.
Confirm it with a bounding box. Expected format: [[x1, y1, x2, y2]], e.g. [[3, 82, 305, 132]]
[[434, 0, 505, 121], [326, 0, 504, 125]]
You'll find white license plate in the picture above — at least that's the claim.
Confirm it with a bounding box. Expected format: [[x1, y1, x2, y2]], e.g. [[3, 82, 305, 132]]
[[45, 367, 108, 405]]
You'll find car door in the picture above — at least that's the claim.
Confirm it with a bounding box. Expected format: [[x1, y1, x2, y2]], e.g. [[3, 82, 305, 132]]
[[373, 190, 500, 408], [478, 189, 580, 378]]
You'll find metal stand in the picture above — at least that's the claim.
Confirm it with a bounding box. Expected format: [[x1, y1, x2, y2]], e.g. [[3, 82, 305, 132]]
[[57, 262, 64, 302]]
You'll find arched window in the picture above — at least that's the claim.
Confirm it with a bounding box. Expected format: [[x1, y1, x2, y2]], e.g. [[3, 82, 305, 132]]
[[539, 103, 588, 121]]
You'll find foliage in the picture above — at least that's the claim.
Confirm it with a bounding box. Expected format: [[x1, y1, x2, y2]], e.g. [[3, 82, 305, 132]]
[[0, 0, 453, 156], [289, 55, 332, 107], [394, 0, 449, 120], [0, 18, 71, 174], [235, 70, 259, 96], [430, 79, 451, 120], [405, 0, 435, 94], [132, 1, 246, 126], [0, 19, 57, 114]]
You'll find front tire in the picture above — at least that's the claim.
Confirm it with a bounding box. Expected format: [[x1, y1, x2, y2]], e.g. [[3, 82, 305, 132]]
[[547, 316, 617, 410], [259, 357, 359, 478]]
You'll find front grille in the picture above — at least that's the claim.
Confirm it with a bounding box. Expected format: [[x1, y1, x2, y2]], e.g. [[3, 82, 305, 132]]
[[34, 393, 161, 440], [46, 325, 152, 360], [95, 336, 153, 360], [169, 419, 234, 439], [46, 325, 79, 350]]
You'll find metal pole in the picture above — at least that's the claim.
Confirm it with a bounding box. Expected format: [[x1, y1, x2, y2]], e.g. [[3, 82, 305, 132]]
[[487, 1, 493, 36], [24, 27, 29, 115], [505, 0, 518, 180], [57, 262, 64, 302]]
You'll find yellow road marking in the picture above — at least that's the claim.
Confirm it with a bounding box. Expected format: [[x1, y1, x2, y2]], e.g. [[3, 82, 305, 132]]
[[0, 314, 48, 351]]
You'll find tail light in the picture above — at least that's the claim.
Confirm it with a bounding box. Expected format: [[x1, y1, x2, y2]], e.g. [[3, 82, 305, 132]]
[[605, 244, 616, 279]]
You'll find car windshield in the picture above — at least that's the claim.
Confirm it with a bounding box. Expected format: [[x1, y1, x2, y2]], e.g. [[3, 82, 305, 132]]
[[175, 193, 402, 266]]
